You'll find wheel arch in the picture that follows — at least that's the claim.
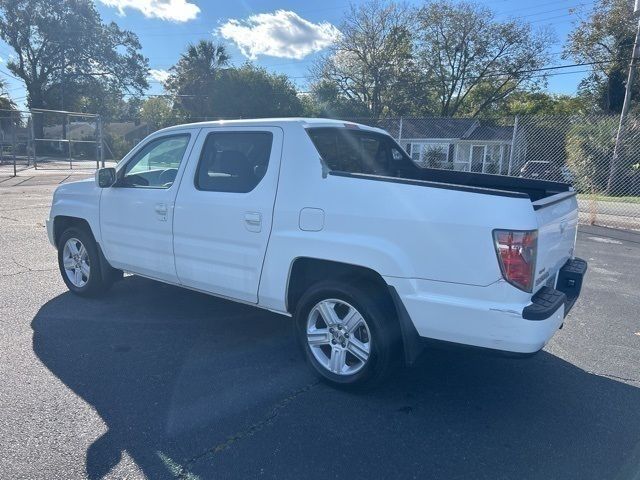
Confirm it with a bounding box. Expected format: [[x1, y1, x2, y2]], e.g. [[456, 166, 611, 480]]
[[286, 257, 390, 315], [53, 216, 96, 248], [286, 257, 425, 366]]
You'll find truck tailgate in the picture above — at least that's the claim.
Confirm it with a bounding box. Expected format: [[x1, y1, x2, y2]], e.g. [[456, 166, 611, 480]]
[[532, 191, 579, 293]]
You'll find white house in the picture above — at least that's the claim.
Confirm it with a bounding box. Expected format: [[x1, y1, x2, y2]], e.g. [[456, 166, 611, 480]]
[[379, 118, 515, 175]]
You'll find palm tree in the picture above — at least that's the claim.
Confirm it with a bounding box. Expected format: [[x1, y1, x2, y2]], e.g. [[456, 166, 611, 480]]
[[165, 40, 230, 120]]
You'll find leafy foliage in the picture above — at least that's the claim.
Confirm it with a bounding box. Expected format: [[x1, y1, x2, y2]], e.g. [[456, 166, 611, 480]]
[[164, 41, 303, 120], [0, 0, 148, 117], [309, 1, 416, 119], [565, 0, 639, 113], [565, 118, 618, 192], [165, 40, 230, 120], [310, 0, 553, 119]]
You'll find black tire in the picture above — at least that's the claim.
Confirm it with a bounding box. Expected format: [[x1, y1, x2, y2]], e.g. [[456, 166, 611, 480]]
[[294, 279, 400, 388], [57, 227, 112, 297]]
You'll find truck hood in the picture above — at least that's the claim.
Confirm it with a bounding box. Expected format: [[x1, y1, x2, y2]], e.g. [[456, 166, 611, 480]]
[[51, 177, 101, 214]]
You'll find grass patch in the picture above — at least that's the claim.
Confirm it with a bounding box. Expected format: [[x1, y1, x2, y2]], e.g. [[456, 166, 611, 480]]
[[577, 194, 640, 204]]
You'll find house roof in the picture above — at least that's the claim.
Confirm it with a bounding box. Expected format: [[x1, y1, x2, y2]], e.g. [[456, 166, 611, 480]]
[[385, 118, 479, 140], [374, 117, 513, 142], [464, 125, 513, 142]]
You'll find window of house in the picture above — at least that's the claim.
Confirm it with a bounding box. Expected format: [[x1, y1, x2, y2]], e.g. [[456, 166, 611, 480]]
[[409, 142, 450, 168], [195, 132, 273, 193], [483, 145, 502, 174]]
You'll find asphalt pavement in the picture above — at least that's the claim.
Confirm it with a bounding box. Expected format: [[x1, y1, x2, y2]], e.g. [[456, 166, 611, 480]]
[[1, 181, 639, 480]]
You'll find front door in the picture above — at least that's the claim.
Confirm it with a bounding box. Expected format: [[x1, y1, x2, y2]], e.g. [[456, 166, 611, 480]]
[[173, 127, 283, 303], [100, 131, 196, 282], [471, 145, 486, 173]]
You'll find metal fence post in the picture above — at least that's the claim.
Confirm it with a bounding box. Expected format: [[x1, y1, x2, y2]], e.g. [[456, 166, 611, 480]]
[[66, 113, 73, 169], [31, 112, 37, 170], [97, 116, 104, 168], [12, 111, 16, 177], [398, 117, 403, 144], [508, 115, 518, 176]]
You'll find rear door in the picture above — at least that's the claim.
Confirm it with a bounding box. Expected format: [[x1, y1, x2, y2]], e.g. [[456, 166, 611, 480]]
[[173, 127, 283, 303], [533, 192, 579, 291]]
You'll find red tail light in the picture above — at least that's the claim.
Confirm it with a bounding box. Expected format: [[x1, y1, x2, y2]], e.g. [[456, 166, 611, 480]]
[[493, 230, 538, 292]]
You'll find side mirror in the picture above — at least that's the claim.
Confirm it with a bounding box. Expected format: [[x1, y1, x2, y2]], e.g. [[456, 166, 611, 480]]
[[95, 167, 116, 188]]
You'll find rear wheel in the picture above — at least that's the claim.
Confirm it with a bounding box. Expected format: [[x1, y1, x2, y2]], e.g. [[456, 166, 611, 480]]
[[295, 280, 399, 388], [57, 227, 112, 297]]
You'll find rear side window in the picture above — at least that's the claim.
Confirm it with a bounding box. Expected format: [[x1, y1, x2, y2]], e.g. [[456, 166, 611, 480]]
[[195, 132, 273, 193], [307, 127, 408, 176]]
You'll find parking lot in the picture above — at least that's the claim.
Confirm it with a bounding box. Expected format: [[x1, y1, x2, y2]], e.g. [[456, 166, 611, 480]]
[[1, 177, 639, 480]]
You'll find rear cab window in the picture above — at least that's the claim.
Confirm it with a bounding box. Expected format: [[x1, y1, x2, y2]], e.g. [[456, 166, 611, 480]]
[[306, 127, 414, 178]]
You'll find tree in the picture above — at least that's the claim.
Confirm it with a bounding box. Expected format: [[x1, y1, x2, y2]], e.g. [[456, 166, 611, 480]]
[[0, 0, 149, 116], [415, 1, 553, 117], [565, 118, 618, 193], [165, 41, 303, 119], [304, 79, 372, 118], [0, 77, 15, 110], [480, 91, 590, 117], [565, 0, 639, 113], [140, 96, 181, 130], [164, 40, 230, 120], [0, 78, 19, 130], [310, 0, 416, 119], [211, 64, 304, 118]]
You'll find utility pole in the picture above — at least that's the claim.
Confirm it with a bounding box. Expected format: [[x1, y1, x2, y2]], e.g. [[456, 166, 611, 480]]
[[607, 6, 640, 194]]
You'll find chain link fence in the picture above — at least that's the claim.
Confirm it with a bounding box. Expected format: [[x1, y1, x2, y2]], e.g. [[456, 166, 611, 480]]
[[4, 109, 637, 232], [0, 108, 106, 174], [342, 115, 640, 232]]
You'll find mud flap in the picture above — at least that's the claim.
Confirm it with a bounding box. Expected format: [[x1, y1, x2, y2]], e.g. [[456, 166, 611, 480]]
[[388, 286, 425, 366]]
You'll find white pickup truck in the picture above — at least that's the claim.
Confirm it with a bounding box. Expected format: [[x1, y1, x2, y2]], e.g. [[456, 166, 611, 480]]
[[47, 118, 587, 387]]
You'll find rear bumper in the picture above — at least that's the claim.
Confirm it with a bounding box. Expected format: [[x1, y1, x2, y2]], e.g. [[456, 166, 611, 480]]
[[523, 257, 588, 320], [385, 258, 587, 356]]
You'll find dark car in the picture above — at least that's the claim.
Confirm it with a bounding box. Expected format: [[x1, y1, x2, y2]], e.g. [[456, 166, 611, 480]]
[[520, 161, 567, 182]]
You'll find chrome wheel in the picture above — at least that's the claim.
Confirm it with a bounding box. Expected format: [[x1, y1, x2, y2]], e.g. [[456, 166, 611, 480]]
[[62, 237, 90, 288], [306, 299, 371, 376]]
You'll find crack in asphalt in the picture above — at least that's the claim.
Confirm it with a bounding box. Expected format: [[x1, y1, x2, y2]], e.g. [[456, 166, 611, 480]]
[[0, 260, 57, 277], [175, 381, 319, 479]]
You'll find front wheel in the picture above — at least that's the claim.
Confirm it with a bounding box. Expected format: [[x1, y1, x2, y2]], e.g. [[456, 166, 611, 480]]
[[57, 227, 112, 297], [295, 281, 400, 388]]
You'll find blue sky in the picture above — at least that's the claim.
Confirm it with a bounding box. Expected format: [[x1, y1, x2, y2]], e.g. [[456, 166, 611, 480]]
[[0, 0, 594, 110]]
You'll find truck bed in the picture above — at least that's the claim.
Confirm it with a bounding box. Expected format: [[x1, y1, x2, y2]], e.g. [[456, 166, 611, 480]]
[[409, 168, 572, 202], [331, 167, 573, 204]]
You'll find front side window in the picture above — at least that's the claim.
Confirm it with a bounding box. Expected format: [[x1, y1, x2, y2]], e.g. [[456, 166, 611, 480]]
[[195, 132, 273, 193], [121, 134, 190, 188]]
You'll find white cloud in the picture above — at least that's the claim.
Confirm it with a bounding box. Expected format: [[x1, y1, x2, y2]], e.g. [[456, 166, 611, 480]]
[[149, 68, 170, 83], [98, 0, 200, 22], [218, 10, 340, 60]]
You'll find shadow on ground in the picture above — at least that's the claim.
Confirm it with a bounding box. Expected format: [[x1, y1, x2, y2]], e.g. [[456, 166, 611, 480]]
[[32, 276, 640, 480]]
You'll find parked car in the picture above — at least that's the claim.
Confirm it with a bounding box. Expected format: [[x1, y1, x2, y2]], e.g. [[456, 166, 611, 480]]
[[47, 119, 587, 387], [520, 160, 569, 183]]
